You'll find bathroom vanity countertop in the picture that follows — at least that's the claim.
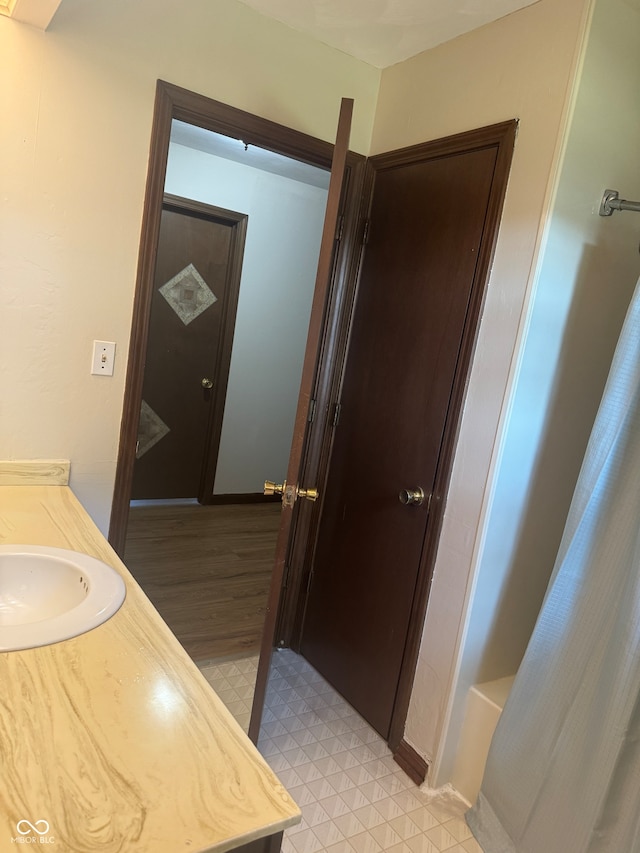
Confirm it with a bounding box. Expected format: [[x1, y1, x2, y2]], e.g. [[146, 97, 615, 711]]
[[0, 485, 300, 852]]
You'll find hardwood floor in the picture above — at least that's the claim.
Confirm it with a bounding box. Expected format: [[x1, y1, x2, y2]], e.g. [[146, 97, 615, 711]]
[[123, 502, 281, 661]]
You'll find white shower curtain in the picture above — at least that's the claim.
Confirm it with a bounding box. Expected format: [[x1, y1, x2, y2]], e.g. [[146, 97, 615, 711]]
[[467, 276, 640, 853]]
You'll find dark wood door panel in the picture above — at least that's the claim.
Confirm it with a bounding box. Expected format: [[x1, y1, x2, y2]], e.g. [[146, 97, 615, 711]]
[[132, 200, 245, 500], [300, 144, 498, 738]]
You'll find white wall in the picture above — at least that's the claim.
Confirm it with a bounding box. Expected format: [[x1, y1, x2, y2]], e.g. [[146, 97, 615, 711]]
[[0, 0, 379, 532], [448, 0, 640, 792], [165, 142, 328, 494], [370, 0, 593, 776]]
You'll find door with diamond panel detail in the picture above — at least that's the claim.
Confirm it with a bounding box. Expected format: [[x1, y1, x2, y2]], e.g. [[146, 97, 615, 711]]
[[132, 194, 247, 500]]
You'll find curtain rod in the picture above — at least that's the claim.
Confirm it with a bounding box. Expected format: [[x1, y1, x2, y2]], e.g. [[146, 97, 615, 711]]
[[599, 189, 640, 217]]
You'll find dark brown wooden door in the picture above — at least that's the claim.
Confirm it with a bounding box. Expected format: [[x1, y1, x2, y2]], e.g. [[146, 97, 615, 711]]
[[132, 197, 246, 500], [248, 98, 353, 741], [300, 143, 499, 739]]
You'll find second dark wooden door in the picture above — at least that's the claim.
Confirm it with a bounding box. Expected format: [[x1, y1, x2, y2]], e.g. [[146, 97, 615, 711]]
[[132, 197, 246, 500], [300, 141, 499, 739]]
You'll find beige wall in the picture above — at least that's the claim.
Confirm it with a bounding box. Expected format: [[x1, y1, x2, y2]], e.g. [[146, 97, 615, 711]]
[[0, 0, 379, 529], [371, 0, 592, 779]]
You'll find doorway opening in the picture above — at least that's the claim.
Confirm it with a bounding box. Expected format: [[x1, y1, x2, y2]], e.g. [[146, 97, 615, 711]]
[[124, 123, 329, 676], [110, 82, 364, 731]]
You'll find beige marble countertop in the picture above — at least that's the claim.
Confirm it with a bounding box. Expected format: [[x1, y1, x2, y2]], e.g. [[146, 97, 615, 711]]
[[0, 482, 300, 852]]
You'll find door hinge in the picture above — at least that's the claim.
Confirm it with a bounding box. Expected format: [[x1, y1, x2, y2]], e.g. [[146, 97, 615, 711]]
[[308, 398, 317, 424], [335, 214, 345, 242], [332, 402, 342, 427], [362, 218, 371, 245]]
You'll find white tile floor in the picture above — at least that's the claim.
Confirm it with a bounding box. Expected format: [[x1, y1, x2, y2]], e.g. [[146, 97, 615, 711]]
[[200, 649, 482, 853], [199, 653, 259, 734]]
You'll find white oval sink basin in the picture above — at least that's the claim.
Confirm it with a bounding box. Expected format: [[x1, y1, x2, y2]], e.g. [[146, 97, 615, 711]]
[[0, 545, 126, 651]]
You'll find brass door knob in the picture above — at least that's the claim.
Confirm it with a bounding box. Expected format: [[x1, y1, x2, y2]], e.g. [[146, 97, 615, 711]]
[[399, 487, 425, 506], [298, 486, 319, 502], [201, 378, 214, 389], [264, 480, 285, 496], [264, 481, 318, 502]]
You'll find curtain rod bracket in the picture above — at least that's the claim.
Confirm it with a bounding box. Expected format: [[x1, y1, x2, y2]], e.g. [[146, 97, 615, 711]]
[[599, 188, 640, 217]]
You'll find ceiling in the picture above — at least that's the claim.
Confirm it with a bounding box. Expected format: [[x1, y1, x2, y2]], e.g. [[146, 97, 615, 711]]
[[9, 0, 541, 67], [1, 0, 61, 28], [235, 0, 541, 68]]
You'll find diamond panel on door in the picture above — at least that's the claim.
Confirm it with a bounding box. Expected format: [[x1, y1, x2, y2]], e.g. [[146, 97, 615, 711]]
[[159, 262, 218, 325]]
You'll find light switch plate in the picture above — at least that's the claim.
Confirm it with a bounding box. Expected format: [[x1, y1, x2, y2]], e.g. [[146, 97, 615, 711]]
[[91, 341, 116, 376]]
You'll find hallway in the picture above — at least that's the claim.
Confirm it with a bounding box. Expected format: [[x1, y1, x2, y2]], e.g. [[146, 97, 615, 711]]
[[124, 502, 279, 660]]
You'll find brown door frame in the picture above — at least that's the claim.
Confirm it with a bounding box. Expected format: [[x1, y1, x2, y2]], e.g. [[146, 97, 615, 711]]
[[109, 80, 365, 555], [287, 120, 518, 755]]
